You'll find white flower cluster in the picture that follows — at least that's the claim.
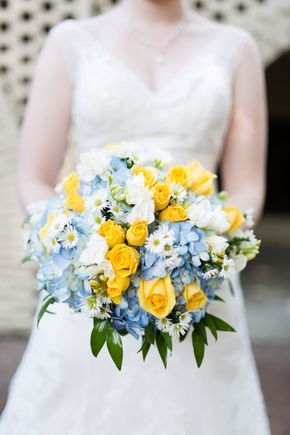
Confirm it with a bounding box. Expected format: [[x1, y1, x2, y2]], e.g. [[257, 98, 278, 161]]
[[156, 312, 192, 337], [188, 198, 230, 233], [125, 173, 155, 224]]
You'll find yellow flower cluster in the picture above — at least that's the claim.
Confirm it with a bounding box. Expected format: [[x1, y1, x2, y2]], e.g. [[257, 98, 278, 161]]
[[106, 244, 140, 304], [63, 172, 85, 213], [167, 161, 216, 196]]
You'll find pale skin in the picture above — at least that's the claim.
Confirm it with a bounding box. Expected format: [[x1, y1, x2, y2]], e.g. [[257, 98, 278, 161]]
[[17, 0, 267, 222]]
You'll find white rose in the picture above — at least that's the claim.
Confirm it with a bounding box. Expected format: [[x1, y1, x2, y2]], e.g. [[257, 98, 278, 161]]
[[232, 254, 248, 272], [127, 199, 155, 224], [208, 208, 230, 233], [77, 149, 110, 182], [125, 173, 152, 205], [79, 233, 109, 266], [205, 235, 229, 254], [187, 200, 211, 228]]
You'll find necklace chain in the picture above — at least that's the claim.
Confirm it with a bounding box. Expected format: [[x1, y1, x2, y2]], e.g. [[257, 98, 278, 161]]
[[128, 13, 190, 65]]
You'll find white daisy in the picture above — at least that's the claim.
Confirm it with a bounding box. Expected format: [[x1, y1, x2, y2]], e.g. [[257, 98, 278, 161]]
[[88, 210, 106, 230], [59, 225, 79, 249], [179, 312, 192, 327], [80, 295, 102, 318], [86, 189, 108, 212], [220, 256, 235, 278], [158, 224, 175, 242], [155, 318, 171, 333], [172, 323, 188, 337], [203, 268, 220, 280], [145, 232, 166, 256], [48, 213, 71, 238], [170, 182, 187, 203], [164, 250, 182, 271]]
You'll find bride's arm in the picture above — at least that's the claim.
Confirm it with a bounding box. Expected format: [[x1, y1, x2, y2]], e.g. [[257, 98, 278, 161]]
[[16, 31, 72, 213], [221, 35, 267, 223]]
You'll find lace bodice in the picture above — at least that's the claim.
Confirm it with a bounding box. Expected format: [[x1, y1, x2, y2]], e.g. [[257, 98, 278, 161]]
[[49, 19, 253, 171]]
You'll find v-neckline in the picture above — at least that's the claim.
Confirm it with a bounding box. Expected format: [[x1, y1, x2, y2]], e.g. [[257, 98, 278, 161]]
[[72, 19, 215, 97]]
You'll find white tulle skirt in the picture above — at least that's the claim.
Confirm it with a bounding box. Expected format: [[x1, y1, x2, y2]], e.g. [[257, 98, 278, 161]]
[[0, 272, 271, 435]]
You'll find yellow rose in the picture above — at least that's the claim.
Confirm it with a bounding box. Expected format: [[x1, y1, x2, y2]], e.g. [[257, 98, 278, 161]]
[[126, 221, 148, 247], [99, 219, 125, 248], [63, 172, 80, 195], [152, 183, 171, 211], [107, 275, 130, 304], [138, 275, 176, 318], [188, 160, 216, 196], [184, 281, 207, 311], [166, 165, 192, 189], [108, 243, 140, 278], [159, 204, 187, 222], [223, 206, 245, 232], [64, 192, 85, 212], [132, 164, 158, 188]]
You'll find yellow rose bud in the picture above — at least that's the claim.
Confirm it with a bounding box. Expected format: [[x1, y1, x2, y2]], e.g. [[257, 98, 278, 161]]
[[126, 221, 148, 247], [159, 204, 187, 222], [64, 192, 85, 212], [63, 172, 80, 195], [108, 243, 140, 278], [107, 275, 130, 304], [223, 206, 245, 232], [99, 219, 125, 248], [188, 160, 216, 196], [132, 164, 158, 188], [184, 281, 207, 311], [152, 183, 171, 211], [166, 165, 192, 189], [39, 212, 57, 241], [138, 275, 176, 318]]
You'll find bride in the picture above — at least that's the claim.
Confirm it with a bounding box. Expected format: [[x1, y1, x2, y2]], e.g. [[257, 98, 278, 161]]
[[0, 0, 271, 434]]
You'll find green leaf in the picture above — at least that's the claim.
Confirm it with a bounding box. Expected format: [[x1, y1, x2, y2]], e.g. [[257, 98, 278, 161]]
[[90, 319, 109, 358], [209, 314, 236, 333], [142, 339, 151, 361], [192, 330, 205, 368], [145, 322, 155, 345], [228, 280, 235, 295], [203, 314, 218, 341], [195, 322, 208, 346], [162, 332, 173, 352], [107, 327, 123, 371], [137, 337, 151, 361], [37, 295, 55, 329], [179, 330, 189, 342], [214, 294, 225, 303], [21, 255, 32, 264], [156, 332, 168, 368]]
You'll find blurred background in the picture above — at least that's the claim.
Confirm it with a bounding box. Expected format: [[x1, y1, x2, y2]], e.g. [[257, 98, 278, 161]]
[[0, 1, 289, 433]]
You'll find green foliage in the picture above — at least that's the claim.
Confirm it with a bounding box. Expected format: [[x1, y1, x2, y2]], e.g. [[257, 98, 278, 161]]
[[90, 319, 109, 358], [37, 295, 55, 329], [106, 327, 123, 371]]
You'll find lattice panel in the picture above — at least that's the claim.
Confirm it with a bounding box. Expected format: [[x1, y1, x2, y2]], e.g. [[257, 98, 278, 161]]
[[0, 0, 290, 119]]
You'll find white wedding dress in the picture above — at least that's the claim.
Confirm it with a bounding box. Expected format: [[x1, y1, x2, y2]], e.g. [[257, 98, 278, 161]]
[[0, 19, 271, 435]]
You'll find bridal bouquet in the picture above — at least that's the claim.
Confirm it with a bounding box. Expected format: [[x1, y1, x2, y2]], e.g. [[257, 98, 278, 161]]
[[23, 144, 260, 370]]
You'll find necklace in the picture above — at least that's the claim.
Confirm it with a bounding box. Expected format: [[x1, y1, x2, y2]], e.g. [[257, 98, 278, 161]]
[[129, 13, 190, 65]]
